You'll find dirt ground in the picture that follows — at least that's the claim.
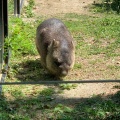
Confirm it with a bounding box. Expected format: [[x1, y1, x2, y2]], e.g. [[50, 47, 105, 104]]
[[33, 0, 94, 17], [31, 0, 120, 104]]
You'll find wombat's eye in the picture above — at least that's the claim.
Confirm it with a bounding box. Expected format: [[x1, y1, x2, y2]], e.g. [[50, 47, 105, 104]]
[[54, 61, 62, 66]]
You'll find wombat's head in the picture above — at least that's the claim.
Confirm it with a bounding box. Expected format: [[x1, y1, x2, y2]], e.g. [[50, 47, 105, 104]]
[[46, 39, 75, 77]]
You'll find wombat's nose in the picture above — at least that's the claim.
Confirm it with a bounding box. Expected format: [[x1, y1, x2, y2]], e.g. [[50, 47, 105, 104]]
[[59, 64, 70, 70], [61, 70, 68, 77]]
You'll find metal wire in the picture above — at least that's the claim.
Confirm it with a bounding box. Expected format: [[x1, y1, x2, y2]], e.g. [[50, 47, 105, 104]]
[[0, 80, 120, 85]]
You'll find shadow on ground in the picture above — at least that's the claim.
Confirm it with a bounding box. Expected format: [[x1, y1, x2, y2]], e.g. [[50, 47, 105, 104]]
[[0, 86, 120, 119], [93, 0, 120, 13], [12, 58, 62, 82]]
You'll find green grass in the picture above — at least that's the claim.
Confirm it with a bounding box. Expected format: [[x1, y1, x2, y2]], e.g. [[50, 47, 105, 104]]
[[90, 0, 120, 14], [5, 17, 37, 57], [5, 13, 120, 58], [23, 0, 35, 18], [40, 88, 55, 96], [64, 13, 120, 57], [74, 63, 82, 69], [3, 14, 120, 119], [8, 0, 14, 14], [59, 84, 77, 90], [1, 1, 120, 120], [49, 93, 120, 120], [1, 92, 120, 119]]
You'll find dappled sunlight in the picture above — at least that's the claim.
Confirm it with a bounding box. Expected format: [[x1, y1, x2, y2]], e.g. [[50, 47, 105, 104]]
[[1, 86, 120, 119]]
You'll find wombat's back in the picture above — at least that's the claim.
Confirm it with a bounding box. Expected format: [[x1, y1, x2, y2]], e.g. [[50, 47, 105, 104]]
[[36, 18, 75, 77]]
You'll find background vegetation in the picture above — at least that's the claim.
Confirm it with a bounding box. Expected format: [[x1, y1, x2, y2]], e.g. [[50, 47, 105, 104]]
[[92, 0, 120, 14]]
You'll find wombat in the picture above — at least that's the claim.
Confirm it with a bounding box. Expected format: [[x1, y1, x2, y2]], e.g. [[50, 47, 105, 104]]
[[36, 18, 75, 77]]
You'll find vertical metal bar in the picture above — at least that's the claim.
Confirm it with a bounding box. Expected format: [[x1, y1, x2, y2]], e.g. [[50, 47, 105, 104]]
[[3, 0, 9, 65], [14, 0, 17, 16], [14, 0, 20, 17], [0, 0, 8, 94], [117, 0, 120, 14], [0, 0, 4, 93], [0, 74, 6, 93], [20, 0, 24, 12], [0, 0, 4, 72], [17, 0, 20, 17], [3, 0, 8, 38]]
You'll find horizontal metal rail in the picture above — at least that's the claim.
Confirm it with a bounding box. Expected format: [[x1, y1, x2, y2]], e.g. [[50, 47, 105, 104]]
[[0, 80, 120, 85]]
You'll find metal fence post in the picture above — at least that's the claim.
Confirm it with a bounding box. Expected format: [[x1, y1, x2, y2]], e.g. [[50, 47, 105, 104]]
[[0, 0, 8, 93], [4, 0, 9, 65], [0, 0, 4, 93], [0, 0, 4, 72], [3, 0, 8, 38], [14, 0, 20, 17], [14, 0, 17, 16]]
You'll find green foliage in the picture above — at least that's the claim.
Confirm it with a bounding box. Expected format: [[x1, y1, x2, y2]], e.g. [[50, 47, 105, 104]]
[[91, 0, 120, 14], [65, 14, 120, 57], [40, 88, 55, 96], [8, 0, 14, 14], [37, 92, 120, 119], [5, 17, 37, 57], [54, 104, 73, 113], [1, 84, 120, 119], [59, 84, 77, 90], [74, 63, 82, 69], [23, 0, 35, 17], [47, 104, 73, 120], [51, 94, 120, 120], [11, 89, 24, 98]]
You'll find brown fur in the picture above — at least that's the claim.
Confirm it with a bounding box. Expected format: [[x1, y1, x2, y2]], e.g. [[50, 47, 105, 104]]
[[36, 18, 75, 77]]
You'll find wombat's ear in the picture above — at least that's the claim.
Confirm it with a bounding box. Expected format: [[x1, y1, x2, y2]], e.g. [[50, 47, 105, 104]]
[[71, 41, 74, 45], [47, 39, 59, 51], [71, 41, 75, 48], [52, 39, 59, 48]]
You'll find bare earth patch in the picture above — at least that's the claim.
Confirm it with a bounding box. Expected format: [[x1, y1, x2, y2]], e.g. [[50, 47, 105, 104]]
[[33, 0, 94, 17]]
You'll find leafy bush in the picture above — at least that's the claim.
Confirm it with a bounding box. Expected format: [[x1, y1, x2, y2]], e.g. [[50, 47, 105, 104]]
[[5, 17, 37, 57]]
